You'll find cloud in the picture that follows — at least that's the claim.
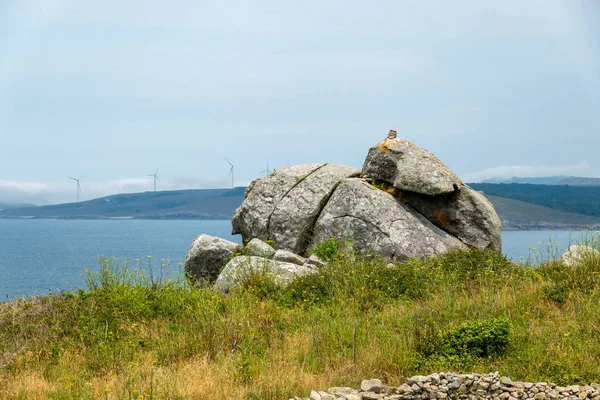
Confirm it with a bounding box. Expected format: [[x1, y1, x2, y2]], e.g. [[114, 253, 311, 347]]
[[462, 163, 593, 183]]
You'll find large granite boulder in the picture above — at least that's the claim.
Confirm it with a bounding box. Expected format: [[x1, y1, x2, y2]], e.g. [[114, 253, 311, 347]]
[[232, 163, 359, 253], [184, 234, 241, 284], [361, 138, 462, 196], [210, 132, 503, 272], [401, 184, 502, 252], [215, 256, 316, 292], [311, 178, 467, 260]]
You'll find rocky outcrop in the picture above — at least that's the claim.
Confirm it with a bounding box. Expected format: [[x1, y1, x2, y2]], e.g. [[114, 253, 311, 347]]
[[312, 178, 467, 260], [232, 163, 360, 253], [188, 132, 503, 286], [562, 244, 600, 267], [362, 138, 462, 196], [184, 234, 241, 284], [215, 256, 316, 292], [401, 184, 502, 252], [228, 133, 502, 261], [293, 373, 600, 400]]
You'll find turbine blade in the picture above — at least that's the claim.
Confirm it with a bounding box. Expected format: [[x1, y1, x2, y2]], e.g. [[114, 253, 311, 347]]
[[224, 157, 233, 167], [67, 176, 77, 181], [155, 176, 160, 182], [79, 173, 86, 180], [155, 167, 160, 174]]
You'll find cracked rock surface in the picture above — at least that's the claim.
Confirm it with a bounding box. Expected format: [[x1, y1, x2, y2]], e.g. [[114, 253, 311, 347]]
[[232, 163, 360, 254], [312, 178, 466, 260]]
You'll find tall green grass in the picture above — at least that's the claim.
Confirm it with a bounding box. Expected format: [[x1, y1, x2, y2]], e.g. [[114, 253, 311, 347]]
[[1, 235, 600, 399]]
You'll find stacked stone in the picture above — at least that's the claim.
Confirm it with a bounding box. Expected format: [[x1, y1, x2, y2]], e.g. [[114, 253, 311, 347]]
[[291, 373, 600, 400]]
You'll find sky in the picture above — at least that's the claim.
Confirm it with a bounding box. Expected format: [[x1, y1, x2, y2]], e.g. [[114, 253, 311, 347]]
[[1, 1, 599, 205]]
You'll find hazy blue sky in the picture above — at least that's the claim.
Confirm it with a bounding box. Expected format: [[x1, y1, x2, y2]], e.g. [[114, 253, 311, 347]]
[[1, 1, 599, 204]]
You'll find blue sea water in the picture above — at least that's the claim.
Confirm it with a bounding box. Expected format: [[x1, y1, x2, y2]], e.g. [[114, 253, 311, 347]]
[[0, 219, 594, 300]]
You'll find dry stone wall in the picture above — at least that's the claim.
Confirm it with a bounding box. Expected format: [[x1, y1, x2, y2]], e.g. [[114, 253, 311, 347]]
[[292, 373, 600, 400]]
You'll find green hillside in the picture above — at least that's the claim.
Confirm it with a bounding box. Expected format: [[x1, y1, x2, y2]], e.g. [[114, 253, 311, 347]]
[[469, 183, 600, 217], [3, 184, 600, 229], [481, 176, 600, 186], [0, 188, 246, 219], [484, 194, 600, 230], [0, 202, 35, 211]]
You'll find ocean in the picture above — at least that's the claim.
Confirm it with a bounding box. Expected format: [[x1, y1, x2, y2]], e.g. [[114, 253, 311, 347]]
[[0, 219, 593, 300]]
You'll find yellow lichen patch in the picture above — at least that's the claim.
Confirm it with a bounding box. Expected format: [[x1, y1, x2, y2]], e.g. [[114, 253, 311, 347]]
[[380, 139, 391, 152], [433, 210, 450, 229], [385, 187, 398, 196]]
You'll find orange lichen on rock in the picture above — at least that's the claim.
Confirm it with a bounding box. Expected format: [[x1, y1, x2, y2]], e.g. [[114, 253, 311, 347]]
[[380, 139, 391, 152], [433, 210, 450, 229], [385, 187, 398, 196]]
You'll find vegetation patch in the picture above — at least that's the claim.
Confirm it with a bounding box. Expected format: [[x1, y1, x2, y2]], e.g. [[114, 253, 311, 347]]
[[1, 237, 600, 398]]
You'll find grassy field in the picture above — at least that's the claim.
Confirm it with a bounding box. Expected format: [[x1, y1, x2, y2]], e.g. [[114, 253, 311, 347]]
[[1, 236, 600, 399]]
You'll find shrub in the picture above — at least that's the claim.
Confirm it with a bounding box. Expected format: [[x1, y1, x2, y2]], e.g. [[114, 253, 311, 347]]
[[236, 268, 280, 300], [278, 273, 331, 308], [441, 318, 510, 358], [537, 256, 600, 295], [543, 282, 569, 305], [311, 238, 344, 262], [417, 318, 510, 360]]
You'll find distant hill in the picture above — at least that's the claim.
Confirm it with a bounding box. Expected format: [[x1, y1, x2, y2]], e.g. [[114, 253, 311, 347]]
[[482, 176, 600, 186], [484, 195, 600, 230], [469, 183, 600, 217], [0, 188, 245, 220], [3, 184, 599, 230], [0, 202, 35, 211]]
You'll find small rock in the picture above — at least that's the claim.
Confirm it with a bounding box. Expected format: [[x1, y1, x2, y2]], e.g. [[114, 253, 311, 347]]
[[273, 249, 307, 266], [359, 391, 379, 400], [319, 391, 335, 400], [328, 387, 357, 396], [500, 377, 513, 386], [310, 390, 321, 400], [397, 384, 413, 395], [246, 238, 276, 258], [361, 379, 383, 393]]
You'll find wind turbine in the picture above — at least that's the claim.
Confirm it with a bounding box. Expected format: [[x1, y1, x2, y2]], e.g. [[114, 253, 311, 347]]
[[224, 157, 238, 188], [67, 173, 85, 202], [148, 167, 160, 192], [260, 161, 271, 176]]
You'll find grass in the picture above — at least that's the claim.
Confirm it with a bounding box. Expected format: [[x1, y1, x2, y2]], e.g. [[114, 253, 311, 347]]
[[2, 236, 600, 399]]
